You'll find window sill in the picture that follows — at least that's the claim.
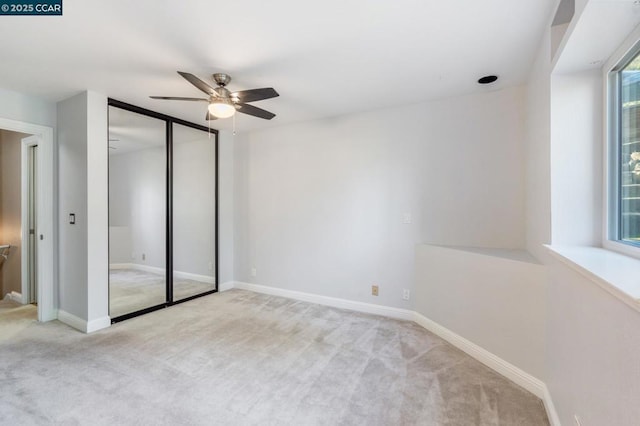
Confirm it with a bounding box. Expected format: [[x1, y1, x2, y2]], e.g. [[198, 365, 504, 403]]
[[545, 245, 640, 313]]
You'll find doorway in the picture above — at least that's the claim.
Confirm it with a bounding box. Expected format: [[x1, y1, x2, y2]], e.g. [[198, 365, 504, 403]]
[[0, 133, 39, 314], [0, 118, 55, 322]]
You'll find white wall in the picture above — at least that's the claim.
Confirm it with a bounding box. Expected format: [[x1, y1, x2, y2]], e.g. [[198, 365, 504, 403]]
[[58, 92, 89, 319], [109, 147, 166, 269], [0, 87, 56, 128], [550, 70, 602, 246], [108, 150, 132, 264], [109, 132, 221, 279], [233, 131, 249, 284], [86, 92, 108, 324], [218, 130, 234, 284], [108, 125, 230, 285], [235, 86, 527, 308], [415, 245, 546, 380], [524, 3, 640, 423], [525, 32, 553, 262], [174, 133, 216, 277], [526, 43, 603, 254], [547, 257, 640, 425], [58, 91, 109, 329], [108, 226, 131, 264]]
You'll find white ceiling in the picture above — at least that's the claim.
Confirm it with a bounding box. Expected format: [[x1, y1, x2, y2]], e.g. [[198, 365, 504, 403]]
[[553, 0, 640, 74], [108, 105, 164, 155], [0, 0, 557, 132], [108, 105, 212, 155]]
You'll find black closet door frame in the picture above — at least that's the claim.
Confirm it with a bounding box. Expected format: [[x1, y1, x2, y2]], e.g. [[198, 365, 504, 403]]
[[108, 98, 219, 323]]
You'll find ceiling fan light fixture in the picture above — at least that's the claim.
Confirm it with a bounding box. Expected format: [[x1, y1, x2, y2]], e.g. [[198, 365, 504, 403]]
[[151, 72, 278, 120], [208, 100, 236, 118]]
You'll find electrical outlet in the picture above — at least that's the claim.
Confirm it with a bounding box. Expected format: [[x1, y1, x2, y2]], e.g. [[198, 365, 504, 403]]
[[251, 267, 257, 277], [142, 253, 146, 261], [372, 285, 379, 296], [208, 262, 213, 271], [403, 289, 410, 300], [403, 213, 412, 224]]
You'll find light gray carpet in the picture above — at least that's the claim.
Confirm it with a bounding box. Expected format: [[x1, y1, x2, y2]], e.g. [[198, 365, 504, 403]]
[[0, 290, 549, 425], [0, 298, 37, 341], [109, 268, 215, 317]]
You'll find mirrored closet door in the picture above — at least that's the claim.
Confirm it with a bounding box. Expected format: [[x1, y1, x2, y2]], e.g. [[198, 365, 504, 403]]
[[172, 123, 217, 301], [108, 106, 167, 318], [108, 100, 218, 322]]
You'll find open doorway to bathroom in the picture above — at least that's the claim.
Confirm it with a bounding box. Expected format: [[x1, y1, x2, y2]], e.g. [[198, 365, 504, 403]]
[[0, 130, 36, 319], [0, 117, 55, 324]]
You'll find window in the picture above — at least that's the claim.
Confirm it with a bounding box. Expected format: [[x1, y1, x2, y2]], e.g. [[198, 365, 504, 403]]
[[619, 52, 640, 245], [608, 44, 640, 253]]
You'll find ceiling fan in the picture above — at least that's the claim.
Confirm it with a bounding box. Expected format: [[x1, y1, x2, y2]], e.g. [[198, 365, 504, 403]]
[[150, 71, 279, 121]]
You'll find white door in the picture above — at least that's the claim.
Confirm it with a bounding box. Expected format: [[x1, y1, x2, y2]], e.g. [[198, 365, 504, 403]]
[[27, 143, 38, 304], [20, 134, 54, 321]]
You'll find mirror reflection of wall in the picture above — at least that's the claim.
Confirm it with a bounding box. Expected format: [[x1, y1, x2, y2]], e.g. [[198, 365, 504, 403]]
[[173, 124, 216, 301], [108, 106, 167, 318]]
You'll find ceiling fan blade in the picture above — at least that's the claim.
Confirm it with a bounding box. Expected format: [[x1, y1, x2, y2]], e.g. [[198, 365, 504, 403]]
[[236, 103, 276, 120], [150, 96, 209, 102], [231, 88, 279, 103], [177, 71, 220, 97], [205, 111, 219, 121]]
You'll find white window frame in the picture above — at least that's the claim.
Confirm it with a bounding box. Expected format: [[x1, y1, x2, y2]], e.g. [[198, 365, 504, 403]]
[[604, 30, 640, 260]]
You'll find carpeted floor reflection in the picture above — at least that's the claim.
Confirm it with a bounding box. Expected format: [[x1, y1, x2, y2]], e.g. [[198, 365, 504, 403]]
[[109, 268, 214, 317]]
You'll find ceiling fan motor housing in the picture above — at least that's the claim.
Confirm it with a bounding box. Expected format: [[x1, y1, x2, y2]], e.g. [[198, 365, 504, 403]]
[[213, 87, 231, 100], [213, 73, 232, 87]]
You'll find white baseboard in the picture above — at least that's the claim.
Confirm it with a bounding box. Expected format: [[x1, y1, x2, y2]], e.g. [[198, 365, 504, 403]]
[[126, 263, 164, 275], [543, 385, 561, 426], [412, 311, 545, 399], [174, 270, 215, 285], [108, 263, 131, 270], [110, 263, 215, 284], [219, 281, 235, 292], [58, 310, 111, 334], [57, 310, 87, 332], [232, 281, 414, 321], [5, 291, 24, 304], [87, 316, 111, 333], [225, 281, 557, 422], [414, 311, 560, 424]]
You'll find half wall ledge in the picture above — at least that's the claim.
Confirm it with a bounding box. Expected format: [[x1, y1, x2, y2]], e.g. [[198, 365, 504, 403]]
[[546, 245, 640, 313], [425, 244, 541, 265]]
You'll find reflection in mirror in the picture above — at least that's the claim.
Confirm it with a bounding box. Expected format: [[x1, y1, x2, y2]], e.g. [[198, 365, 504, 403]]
[[173, 123, 216, 300], [108, 106, 166, 318]]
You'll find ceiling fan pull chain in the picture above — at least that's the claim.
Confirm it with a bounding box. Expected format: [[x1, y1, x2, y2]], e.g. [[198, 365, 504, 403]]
[[233, 113, 236, 136]]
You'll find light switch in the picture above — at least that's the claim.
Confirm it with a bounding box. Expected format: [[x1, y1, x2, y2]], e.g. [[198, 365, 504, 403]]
[[69, 213, 75, 225]]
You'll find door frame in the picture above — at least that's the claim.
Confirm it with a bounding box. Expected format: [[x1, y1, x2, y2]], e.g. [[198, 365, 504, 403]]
[[0, 117, 55, 322], [21, 136, 40, 306]]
